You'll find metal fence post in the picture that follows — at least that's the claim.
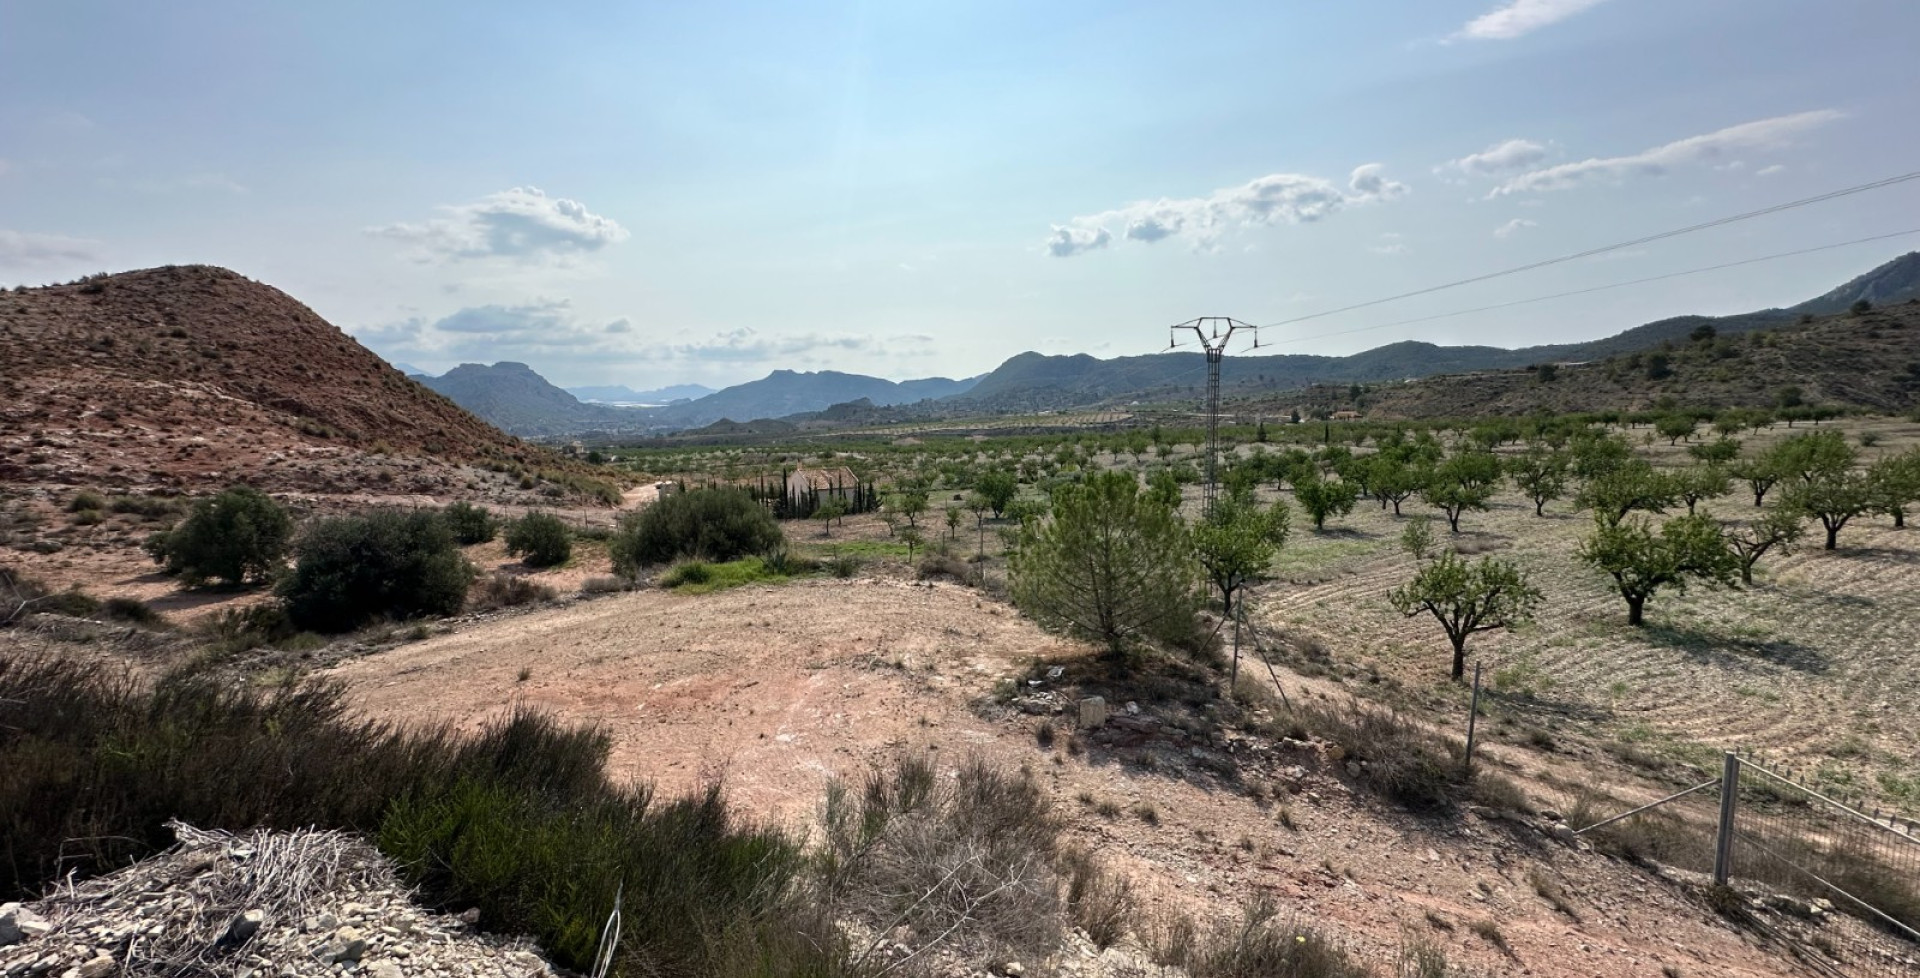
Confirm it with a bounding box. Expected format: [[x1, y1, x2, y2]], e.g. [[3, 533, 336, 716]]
[[1713, 751, 1741, 886], [1464, 661, 1483, 773]]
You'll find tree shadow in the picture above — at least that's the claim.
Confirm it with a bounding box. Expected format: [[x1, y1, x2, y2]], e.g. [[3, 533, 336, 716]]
[[1841, 546, 1920, 566], [1639, 623, 1829, 675], [1311, 526, 1377, 540]]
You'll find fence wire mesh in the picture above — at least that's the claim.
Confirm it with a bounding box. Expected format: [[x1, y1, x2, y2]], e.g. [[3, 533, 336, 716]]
[[1730, 760, 1920, 978]]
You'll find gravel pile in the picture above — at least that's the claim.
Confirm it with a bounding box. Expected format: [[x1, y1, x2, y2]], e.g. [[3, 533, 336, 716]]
[[0, 822, 554, 978]]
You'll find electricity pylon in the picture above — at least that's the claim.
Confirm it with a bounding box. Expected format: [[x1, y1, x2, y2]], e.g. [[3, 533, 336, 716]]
[[1168, 317, 1261, 514]]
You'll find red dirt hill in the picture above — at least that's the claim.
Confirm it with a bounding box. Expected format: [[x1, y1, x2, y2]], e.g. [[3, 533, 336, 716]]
[[0, 265, 571, 495]]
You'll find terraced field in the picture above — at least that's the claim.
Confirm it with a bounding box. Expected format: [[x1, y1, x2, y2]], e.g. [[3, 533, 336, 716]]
[[1247, 420, 1920, 816]]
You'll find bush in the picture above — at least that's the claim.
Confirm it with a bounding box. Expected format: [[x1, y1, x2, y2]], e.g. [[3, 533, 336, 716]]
[[442, 501, 499, 545], [820, 756, 1063, 961], [279, 509, 476, 633], [145, 486, 294, 587], [661, 560, 713, 587], [504, 511, 571, 568], [67, 490, 106, 513], [1149, 898, 1369, 978], [0, 656, 839, 978], [917, 553, 974, 584], [1292, 698, 1464, 811], [101, 596, 164, 627], [200, 602, 312, 655], [609, 488, 782, 575], [469, 571, 557, 612]]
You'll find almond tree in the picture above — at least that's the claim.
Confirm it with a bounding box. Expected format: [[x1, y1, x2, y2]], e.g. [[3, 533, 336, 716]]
[[1389, 551, 1541, 680], [1786, 470, 1871, 549], [1867, 448, 1920, 529], [1575, 459, 1678, 526], [1505, 446, 1569, 517], [1724, 505, 1806, 585], [1420, 451, 1502, 533], [1577, 513, 1738, 626]]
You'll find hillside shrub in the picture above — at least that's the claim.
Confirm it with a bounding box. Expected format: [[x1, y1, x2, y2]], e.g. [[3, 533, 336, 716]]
[[279, 509, 475, 633], [144, 486, 293, 587], [0, 656, 841, 977], [609, 488, 782, 575], [469, 571, 557, 612], [505, 511, 572, 568], [442, 501, 499, 544], [66, 489, 106, 513]]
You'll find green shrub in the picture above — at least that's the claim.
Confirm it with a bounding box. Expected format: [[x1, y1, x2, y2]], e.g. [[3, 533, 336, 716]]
[[144, 486, 293, 587], [279, 509, 476, 633], [0, 656, 841, 978], [505, 511, 572, 568], [1149, 898, 1369, 978], [200, 602, 314, 655], [67, 490, 107, 513], [442, 501, 499, 545], [661, 560, 714, 587], [609, 488, 782, 575]]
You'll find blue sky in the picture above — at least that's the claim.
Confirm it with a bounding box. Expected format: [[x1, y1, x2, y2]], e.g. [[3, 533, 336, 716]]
[[4, 0, 1918, 388]]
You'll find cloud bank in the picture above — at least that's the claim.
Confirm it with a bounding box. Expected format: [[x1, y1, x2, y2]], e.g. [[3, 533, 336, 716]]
[[371, 187, 629, 263], [1490, 111, 1841, 196], [0, 229, 101, 267], [356, 301, 933, 382], [1046, 164, 1407, 258], [1454, 0, 1611, 41], [1443, 139, 1549, 176]]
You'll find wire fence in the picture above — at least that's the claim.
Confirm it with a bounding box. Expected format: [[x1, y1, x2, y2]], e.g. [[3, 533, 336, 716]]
[[1572, 753, 1920, 977]]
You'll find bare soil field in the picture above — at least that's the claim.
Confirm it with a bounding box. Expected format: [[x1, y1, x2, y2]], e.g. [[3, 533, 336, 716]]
[[321, 576, 1832, 977]]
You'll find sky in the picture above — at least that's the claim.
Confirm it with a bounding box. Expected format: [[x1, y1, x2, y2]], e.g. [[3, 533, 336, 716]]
[[4, 0, 1919, 390]]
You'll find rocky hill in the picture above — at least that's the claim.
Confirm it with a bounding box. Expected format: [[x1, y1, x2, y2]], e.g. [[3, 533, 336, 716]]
[[1277, 301, 1920, 419], [0, 266, 574, 495], [418, 362, 635, 437], [640, 369, 980, 428], [954, 251, 1920, 414]]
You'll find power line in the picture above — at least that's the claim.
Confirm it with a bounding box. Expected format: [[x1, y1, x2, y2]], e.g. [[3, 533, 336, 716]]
[[1265, 227, 1920, 347], [1259, 168, 1920, 329]]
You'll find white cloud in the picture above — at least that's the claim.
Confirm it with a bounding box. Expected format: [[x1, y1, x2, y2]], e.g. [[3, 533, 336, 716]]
[[1047, 163, 1407, 258], [1758, 164, 1787, 177], [371, 187, 629, 263], [1443, 139, 1549, 176], [1045, 225, 1112, 258], [0, 159, 10, 178], [0, 229, 101, 267], [1491, 110, 1842, 196], [357, 301, 934, 378], [1454, 0, 1611, 41], [1369, 232, 1408, 256], [1493, 218, 1538, 238]]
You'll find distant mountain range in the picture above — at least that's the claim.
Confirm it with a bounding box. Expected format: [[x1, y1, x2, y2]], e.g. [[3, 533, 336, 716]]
[[566, 383, 716, 404], [411, 251, 1920, 435]]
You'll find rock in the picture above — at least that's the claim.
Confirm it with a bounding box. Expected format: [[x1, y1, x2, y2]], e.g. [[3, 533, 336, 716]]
[[224, 910, 265, 945], [321, 928, 368, 964], [457, 909, 481, 926], [74, 958, 113, 978], [368, 961, 403, 978], [2, 905, 51, 947], [1077, 697, 1107, 729], [1000, 963, 1025, 977], [1550, 822, 1577, 844]]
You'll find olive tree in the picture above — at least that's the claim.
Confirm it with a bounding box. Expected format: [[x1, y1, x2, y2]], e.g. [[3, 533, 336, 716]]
[[976, 469, 1019, 518], [1389, 552, 1541, 680], [1576, 513, 1738, 626], [1010, 470, 1202, 657], [144, 485, 293, 587]]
